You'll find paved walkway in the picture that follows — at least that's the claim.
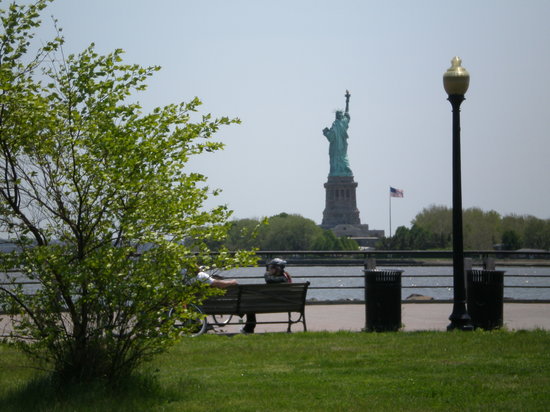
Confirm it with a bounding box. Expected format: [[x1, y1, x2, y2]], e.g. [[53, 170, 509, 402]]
[[211, 303, 550, 334], [2, 304, 548, 336], [311, 303, 550, 332]]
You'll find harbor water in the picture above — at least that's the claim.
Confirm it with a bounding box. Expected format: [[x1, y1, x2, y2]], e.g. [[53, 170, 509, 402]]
[[2, 266, 549, 302], [220, 266, 550, 302]]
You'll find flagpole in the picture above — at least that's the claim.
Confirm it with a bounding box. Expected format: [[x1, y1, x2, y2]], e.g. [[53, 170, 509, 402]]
[[389, 187, 403, 239], [389, 190, 392, 238]]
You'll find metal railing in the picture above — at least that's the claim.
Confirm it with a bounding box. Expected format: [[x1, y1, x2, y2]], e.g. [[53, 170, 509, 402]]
[[251, 250, 550, 303], [255, 249, 550, 265], [1, 250, 549, 304], [228, 273, 550, 304]]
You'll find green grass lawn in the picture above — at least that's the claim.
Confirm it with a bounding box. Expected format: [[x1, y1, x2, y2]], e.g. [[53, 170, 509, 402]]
[[1, 330, 549, 411]]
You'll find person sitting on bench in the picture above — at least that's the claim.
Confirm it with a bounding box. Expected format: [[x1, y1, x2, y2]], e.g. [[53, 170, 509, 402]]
[[264, 258, 292, 284], [196, 269, 238, 289], [241, 258, 292, 334]]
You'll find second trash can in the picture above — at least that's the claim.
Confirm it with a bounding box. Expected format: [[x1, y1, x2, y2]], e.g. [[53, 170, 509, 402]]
[[467, 269, 505, 330], [364, 269, 403, 332]]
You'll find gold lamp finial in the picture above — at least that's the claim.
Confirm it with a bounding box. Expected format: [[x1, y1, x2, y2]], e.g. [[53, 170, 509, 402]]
[[443, 56, 470, 96]]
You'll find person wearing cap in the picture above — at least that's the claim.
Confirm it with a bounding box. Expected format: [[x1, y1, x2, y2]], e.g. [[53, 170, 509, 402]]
[[264, 258, 292, 284], [241, 258, 292, 334]]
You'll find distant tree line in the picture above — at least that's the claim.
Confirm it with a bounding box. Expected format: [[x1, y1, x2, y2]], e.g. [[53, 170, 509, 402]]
[[206, 206, 549, 252], [377, 205, 550, 251], [214, 213, 358, 251]]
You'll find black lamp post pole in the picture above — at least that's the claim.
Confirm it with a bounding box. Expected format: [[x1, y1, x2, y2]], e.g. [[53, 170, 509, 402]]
[[447, 94, 473, 331]]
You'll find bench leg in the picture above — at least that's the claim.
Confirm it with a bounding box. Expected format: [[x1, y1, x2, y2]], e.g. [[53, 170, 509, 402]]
[[287, 312, 292, 333], [286, 312, 307, 332]]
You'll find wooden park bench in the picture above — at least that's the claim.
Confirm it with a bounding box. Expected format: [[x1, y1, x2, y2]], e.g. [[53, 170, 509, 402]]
[[200, 282, 310, 333]]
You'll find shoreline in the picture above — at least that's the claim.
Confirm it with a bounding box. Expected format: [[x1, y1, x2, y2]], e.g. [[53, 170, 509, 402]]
[[277, 259, 550, 267]]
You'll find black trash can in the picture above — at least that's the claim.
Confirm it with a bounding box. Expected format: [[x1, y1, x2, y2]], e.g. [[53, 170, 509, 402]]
[[467, 269, 505, 330], [364, 269, 403, 332]]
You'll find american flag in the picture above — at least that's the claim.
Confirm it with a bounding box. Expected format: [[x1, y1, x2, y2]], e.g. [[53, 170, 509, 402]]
[[390, 187, 404, 198]]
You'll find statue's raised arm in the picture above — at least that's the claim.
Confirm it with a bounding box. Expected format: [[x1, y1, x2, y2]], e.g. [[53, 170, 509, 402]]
[[345, 90, 350, 115]]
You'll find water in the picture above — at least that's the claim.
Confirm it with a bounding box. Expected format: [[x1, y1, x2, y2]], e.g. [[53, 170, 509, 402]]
[[2, 266, 549, 302], [220, 266, 550, 301]]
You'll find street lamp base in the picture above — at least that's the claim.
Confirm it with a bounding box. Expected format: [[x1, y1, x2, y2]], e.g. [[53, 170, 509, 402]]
[[447, 322, 474, 331], [447, 314, 474, 331]]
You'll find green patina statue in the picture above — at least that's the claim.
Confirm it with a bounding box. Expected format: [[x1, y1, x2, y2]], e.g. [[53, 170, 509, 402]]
[[323, 90, 353, 177]]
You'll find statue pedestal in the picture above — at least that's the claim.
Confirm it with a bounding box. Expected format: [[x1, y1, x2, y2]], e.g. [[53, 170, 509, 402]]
[[321, 176, 361, 228]]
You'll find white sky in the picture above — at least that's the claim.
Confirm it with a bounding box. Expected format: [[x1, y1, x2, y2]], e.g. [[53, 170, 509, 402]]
[[30, 0, 550, 234]]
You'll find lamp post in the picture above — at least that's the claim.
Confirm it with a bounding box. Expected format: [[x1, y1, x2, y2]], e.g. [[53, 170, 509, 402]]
[[443, 56, 473, 331]]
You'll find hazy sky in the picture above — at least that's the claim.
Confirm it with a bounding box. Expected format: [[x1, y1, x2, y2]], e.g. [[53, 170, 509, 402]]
[[30, 0, 550, 234]]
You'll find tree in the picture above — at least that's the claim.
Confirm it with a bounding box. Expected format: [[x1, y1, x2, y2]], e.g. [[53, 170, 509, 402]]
[[376, 224, 438, 250], [523, 217, 550, 250], [311, 229, 358, 251], [412, 205, 452, 249], [413, 205, 505, 250], [462, 208, 501, 249], [221, 214, 358, 251], [336, 233, 359, 250], [0, 0, 254, 383], [224, 218, 264, 250], [259, 213, 323, 250], [380, 205, 549, 251], [502, 230, 522, 250], [408, 224, 436, 249], [502, 214, 550, 250]]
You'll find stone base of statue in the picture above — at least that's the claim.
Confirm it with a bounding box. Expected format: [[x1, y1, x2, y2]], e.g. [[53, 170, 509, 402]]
[[321, 176, 361, 228], [320, 176, 385, 247]]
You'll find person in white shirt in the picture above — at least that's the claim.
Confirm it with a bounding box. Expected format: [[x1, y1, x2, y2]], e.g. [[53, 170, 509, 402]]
[[196, 271, 238, 289]]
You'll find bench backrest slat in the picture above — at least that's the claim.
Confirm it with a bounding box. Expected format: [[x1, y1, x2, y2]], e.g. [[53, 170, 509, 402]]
[[201, 287, 240, 314], [239, 284, 307, 313]]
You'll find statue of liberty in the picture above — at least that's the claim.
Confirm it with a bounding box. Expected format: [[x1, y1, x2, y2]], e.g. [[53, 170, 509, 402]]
[[322, 90, 353, 177]]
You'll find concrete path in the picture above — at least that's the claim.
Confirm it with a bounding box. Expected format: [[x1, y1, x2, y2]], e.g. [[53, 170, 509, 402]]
[[1, 304, 548, 336], [210, 303, 550, 334], [310, 303, 550, 332]]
